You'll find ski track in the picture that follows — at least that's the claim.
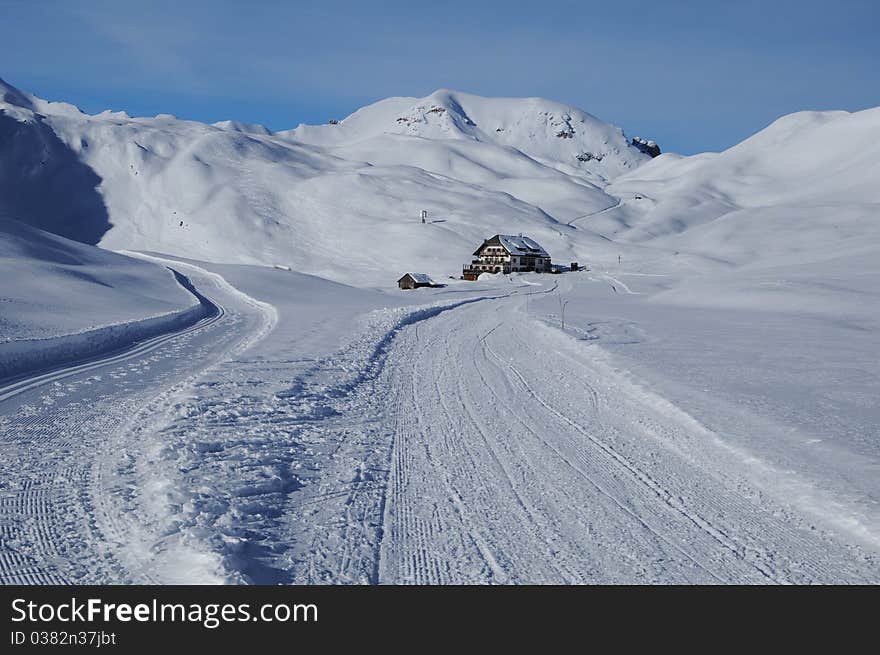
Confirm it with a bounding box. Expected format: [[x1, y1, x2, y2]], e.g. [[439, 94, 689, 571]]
[[0, 257, 275, 584], [286, 283, 879, 584], [566, 197, 623, 227], [2, 269, 878, 584], [597, 272, 640, 294]]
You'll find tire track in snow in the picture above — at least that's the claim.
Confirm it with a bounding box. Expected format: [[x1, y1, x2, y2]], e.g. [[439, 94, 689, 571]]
[[379, 291, 711, 583], [499, 316, 857, 583], [378, 325, 452, 584], [377, 283, 684, 583], [499, 326, 782, 580], [232, 290, 518, 584], [481, 328, 736, 583], [472, 323, 699, 582], [88, 257, 278, 584], [373, 285, 874, 584], [411, 323, 512, 583]]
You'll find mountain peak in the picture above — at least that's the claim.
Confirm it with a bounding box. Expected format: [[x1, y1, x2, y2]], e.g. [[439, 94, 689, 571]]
[[392, 90, 480, 137], [286, 89, 649, 181]]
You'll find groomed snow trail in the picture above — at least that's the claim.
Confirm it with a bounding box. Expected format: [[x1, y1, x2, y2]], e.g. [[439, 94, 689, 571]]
[[2, 269, 877, 584], [261, 282, 874, 584], [0, 257, 275, 584], [371, 288, 880, 583], [150, 278, 868, 585]]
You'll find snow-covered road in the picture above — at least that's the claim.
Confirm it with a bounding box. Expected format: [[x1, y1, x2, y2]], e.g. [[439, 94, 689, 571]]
[[265, 280, 878, 584], [0, 258, 275, 583], [373, 289, 879, 583], [2, 267, 877, 584]]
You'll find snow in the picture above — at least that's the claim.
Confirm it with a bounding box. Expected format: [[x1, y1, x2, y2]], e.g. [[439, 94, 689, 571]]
[[0, 257, 276, 583], [286, 89, 646, 179], [537, 271, 880, 553], [496, 234, 550, 257], [0, 219, 199, 341], [1, 74, 879, 584], [604, 107, 880, 269], [59, 267, 874, 584], [0, 219, 208, 378], [0, 78, 640, 287], [401, 273, 436, 285]]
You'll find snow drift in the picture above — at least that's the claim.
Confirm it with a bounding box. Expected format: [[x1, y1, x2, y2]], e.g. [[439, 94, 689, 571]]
[[0, 218, 210, 379]]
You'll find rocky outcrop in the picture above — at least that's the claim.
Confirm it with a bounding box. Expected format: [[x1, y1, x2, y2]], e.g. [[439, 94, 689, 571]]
[[631, 136, 661, 158]]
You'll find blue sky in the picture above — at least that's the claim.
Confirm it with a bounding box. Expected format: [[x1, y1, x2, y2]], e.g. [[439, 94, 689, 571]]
[[2, 0, 877, 154]]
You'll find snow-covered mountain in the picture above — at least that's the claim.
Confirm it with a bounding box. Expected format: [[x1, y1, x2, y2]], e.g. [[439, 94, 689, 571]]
[[284, 88, 644, 181], [0, 78, 653, 285], [3, 76, 880, 586], [2, 75, 878, 290], [603, 108, 880, 270]]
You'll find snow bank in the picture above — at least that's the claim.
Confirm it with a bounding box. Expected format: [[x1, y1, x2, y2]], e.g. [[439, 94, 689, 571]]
[[0, 293, 211, 380], [0, 219, 212, 379]]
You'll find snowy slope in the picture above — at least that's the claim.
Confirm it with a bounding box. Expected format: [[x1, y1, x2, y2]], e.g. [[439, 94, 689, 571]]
[[3, 74, 880, 585], [284, 89, 644, 228], [1, 78, 648, 286], [285, 89, 644, 180], [0, 218, 208, 378], [0, 84, 110, 244], [31, 267, 873, 585], [599, 108, 880, 273], [0, 218, 198, 341]]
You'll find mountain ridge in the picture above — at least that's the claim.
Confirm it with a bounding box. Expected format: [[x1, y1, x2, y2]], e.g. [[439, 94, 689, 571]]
[[1, 75, 878, 288], [0, 78, 648, 284]]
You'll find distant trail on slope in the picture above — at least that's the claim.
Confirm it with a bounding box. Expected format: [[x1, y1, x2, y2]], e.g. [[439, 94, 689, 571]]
[[597, 272, 640, 294], [566, 197, 622, 227]]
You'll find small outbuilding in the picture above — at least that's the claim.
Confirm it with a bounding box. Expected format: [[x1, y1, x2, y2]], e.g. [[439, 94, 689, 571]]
[[398, 272, 441, 290]]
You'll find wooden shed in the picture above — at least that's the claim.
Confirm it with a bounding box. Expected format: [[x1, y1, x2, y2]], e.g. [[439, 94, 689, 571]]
[[398, 272, 440, 290]]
